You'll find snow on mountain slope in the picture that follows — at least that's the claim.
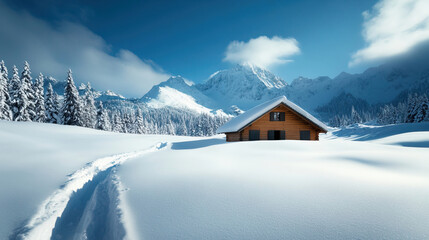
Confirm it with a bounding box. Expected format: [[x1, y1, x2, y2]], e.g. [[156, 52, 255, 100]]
[[285, 61, 429, 113], [139, 60, 429, 120], [196, 63, 285, 110], [144, 86, 214, 114], [141, 76, 226, 115]]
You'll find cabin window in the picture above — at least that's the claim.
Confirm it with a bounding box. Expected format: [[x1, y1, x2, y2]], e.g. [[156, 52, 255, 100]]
[[249, 130, 260, 141], [300, 130, 311, 140], [270, 112, 285, 121], [268, 130, 285, 140]]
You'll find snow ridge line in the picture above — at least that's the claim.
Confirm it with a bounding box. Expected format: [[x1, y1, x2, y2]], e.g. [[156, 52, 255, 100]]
[[19, 142, 168, 240]]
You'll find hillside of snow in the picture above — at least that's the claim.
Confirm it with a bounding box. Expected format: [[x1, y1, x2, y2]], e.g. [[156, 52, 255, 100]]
[[0, 121, 182, 239], [1, 121, 429, 239]]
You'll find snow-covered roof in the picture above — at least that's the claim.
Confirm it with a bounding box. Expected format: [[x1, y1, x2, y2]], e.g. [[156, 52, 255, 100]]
[[216, 96, 329, 134]]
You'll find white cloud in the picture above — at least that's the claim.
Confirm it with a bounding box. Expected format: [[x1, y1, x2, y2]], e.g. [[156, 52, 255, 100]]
[[350, 0, 429, 66], [224, 36, 300, 68], [0, 1, 170, 97]]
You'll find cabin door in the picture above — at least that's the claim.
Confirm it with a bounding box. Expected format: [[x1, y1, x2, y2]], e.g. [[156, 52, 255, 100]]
[[268, 130, 285, 140]]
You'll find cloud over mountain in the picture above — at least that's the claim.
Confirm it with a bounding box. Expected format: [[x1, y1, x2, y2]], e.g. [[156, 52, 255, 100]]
[[224, 36, 300, 69], [0, 1, 169, 97], [350, 0, 429, 66]]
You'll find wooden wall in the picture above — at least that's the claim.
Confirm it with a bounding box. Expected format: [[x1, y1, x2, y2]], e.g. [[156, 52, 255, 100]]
[[226, 132, 241, 142], [226, 104, 320, 141]]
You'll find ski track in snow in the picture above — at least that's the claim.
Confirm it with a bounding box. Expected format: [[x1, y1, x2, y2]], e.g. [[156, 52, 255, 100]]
[[18, 142, 168, 240]]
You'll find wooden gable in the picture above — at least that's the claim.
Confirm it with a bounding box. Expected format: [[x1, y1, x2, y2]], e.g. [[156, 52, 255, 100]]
[[236, 103, 322, 141]]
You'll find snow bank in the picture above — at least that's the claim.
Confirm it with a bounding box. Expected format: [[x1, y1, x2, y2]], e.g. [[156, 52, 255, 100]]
[[0, 121, 180, 239], [2, 121, 429, 239], [119, 132, 429, 239]]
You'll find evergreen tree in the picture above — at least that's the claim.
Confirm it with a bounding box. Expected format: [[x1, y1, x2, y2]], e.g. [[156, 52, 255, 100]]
[[45, 83, 60, 124], [62, 69, 83, 126], [0, 60, 8, 80], [414, 94, 428, 122], [134, 108, 145, 134], [0, 71, 12, 120], [96, 101, 111, 131], [21, 61, 36, 121], [10, 65, 31, 121], [9, 66, 20, 120], [111, 111, 123, 132], [406, 93, 418, 123], [395, 102, 407, 123], [0, 60, 12, 120], [82, 83, 97, 128], [351, 106, 362, 124], [34, 73, 46, 122], [122, 111, 133, 133], [377, 104, 395, 125]]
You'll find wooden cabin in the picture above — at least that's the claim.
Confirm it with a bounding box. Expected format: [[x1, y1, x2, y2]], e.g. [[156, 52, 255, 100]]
[[216, 96, 328, 141]]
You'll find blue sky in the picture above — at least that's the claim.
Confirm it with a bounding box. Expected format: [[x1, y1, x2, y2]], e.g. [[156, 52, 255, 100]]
[[1, 0, 429, 96]]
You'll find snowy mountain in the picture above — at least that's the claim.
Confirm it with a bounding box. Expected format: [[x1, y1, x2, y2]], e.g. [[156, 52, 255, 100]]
[[141, 76, 224, 115], [44, 77, 126, 102], [42, 60, 429, 122], [286, 62, 429, 117], [197, 63, 285, 109], [140, 64, 286, 115], [139, 60, 429, 121]]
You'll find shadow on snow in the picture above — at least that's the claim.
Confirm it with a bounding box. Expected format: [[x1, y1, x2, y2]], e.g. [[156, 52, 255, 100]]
[[171, 138, 227, 150]]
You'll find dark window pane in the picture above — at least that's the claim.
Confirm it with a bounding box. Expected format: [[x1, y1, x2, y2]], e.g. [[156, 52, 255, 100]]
[[280, 131, 286, 140], [300, 130, 311, 140], [270, 112, 282, 121], [268, 130, 274, 140], [249, 130, 260, 141], [280, 112, 285, 121]]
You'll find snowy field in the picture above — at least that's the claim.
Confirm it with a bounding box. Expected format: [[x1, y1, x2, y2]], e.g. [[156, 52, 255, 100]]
[[1, 121, 429, 239]]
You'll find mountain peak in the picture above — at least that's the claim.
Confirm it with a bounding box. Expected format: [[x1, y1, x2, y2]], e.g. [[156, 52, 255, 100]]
[[334, 71, 352, 80], [166, 75, 194, 87]]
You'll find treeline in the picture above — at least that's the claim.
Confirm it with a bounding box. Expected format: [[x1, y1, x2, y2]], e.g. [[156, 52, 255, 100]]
[[329, 93, 429, 127], [0, 60, 229, 136]]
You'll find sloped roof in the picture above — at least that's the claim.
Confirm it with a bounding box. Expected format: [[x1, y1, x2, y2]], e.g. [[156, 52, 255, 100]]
[[216, 96, 329, 134]]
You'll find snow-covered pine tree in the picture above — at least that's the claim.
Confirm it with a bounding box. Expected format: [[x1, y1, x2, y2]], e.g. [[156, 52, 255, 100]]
[[176, 116, 188, 135], [95, 101, 111, 131], [377, 104, 395, 125], [0, 70, 12, 120], [45, 83, 60, 124], [34, 73, 46, 122], [0, 60, 12, 120], [0, 60, 8, 79], [10, 66, 31, 121], [21, 61, 36, 121], [82, 83, 97, 128], [134, 108, 145, 134], [111, 111, 123, 132], [406, 93, 418, 123], [351, 106, 362, 124], [62, 69, 83, 126], [395, 102, 407, 123], [9, 66, 20, 120], [121, 111, 133, 133], [413, 94, 428, 122]]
